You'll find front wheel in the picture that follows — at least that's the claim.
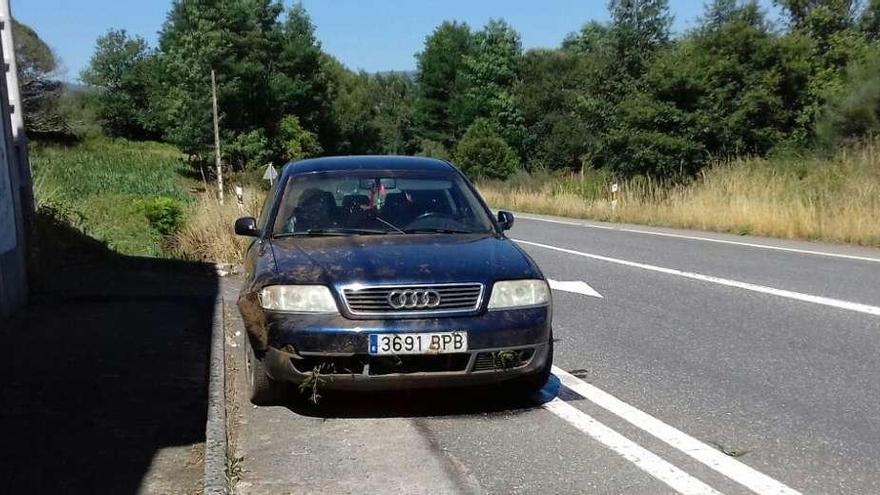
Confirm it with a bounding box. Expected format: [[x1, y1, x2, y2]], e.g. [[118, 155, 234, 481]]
[[507, 335, 554, 396], [245, 338, 288, 406]]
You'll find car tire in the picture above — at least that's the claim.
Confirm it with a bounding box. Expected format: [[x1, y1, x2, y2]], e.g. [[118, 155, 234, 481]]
[[245, 337, 287, 406], [507, 335, 554, 396]]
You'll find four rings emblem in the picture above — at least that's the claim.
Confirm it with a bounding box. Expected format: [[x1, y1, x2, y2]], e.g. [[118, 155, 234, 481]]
[[387, 289, 442, 309]]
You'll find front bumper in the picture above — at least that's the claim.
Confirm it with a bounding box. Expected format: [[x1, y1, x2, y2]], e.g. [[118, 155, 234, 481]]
[[241, 300, 552, 390]]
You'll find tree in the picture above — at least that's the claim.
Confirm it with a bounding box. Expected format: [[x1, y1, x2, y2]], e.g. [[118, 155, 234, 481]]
[[456, 19, 525, 153], [816, 46, 880, 146], [155, 0, 284, 162], [270, 3, 330, 145], [414, 21, 473, 147], [515, 49, 591, 171], [81, 30, 158, 138], [13, 20, 66, 136], [608, 0, 673, 80], [454, 118, 519, 179]]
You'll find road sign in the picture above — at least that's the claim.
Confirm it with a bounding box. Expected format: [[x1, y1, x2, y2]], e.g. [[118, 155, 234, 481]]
[[263, 163, 278, 185]]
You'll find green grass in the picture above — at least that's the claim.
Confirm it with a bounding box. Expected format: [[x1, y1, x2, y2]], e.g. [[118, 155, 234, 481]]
[[30, 138, 191, 257]]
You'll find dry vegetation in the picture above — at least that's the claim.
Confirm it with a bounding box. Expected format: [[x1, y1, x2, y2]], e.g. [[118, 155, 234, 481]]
[[479, 142, 880, 247], [172, 188, 265, 264]]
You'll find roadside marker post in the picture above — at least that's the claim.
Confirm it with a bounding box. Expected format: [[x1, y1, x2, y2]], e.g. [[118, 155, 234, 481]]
[[611, 182, 619, 211]]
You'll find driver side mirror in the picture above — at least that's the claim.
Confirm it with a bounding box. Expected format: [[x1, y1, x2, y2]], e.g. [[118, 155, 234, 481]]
[[234, 217, 260, 237], [497, 211, 514, 231]]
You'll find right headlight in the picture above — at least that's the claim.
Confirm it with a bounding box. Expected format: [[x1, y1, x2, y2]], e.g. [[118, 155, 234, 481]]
[[259, 285, 339, 313], [487, 279, 550, 310]]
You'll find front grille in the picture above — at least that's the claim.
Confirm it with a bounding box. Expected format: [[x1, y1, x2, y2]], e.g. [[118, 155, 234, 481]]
[[342, 283, 483, 315]]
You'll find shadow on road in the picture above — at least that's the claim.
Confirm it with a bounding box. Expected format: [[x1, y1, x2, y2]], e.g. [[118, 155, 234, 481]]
[[281, 375, 579, 419], [0, 210, 219, 494]]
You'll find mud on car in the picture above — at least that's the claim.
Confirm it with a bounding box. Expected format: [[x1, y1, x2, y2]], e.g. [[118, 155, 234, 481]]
[[235, 156, 553, 405]]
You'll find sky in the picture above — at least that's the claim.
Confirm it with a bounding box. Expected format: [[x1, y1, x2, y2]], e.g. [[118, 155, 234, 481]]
[[15, 0, 778, 82]]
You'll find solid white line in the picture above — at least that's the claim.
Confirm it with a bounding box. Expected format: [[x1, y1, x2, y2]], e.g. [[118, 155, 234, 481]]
[[551, 367, 802, 495], [548, 279, 604, 299], [516, 239, 880, 317], [541, 396, 724, 495], [516, 214, 880, 264]]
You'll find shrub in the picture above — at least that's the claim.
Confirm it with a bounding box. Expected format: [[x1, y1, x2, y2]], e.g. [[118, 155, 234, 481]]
[[141, 197, 184, 236], [453, 118, 520, 179]]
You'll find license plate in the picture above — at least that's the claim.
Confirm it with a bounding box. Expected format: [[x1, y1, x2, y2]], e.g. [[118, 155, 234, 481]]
[[368, 332, 468, 355]]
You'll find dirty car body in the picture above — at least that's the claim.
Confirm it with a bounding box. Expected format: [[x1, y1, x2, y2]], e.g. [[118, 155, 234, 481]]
[[236, 156, 552, 403]]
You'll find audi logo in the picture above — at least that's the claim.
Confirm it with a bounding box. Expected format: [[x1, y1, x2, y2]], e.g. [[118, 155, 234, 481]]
[[387, 289, 442, 309]]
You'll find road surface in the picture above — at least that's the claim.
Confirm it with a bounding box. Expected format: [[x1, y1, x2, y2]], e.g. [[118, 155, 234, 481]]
[[229, 212, 880, 494]]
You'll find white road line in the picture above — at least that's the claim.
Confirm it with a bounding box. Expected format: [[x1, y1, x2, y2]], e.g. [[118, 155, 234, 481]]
[[541, 395, 724, 495], [516, 214, 880, 264], [548, 279, 604, 299], [516, 239, 880, 317], [551, 368, 802, 495]]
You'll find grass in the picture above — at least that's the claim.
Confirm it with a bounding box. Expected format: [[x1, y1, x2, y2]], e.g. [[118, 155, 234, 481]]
[[171, 188, 265, 264], [31, 138, 191, 257], [479, 141, 880, 247]]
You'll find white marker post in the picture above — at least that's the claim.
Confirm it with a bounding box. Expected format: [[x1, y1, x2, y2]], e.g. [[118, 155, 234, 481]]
[[610, 182, 619, 211], [234, 185, 244, 213], [263, 163, 278, 187]]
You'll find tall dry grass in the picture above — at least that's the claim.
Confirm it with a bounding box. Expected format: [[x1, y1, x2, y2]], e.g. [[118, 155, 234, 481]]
[[480, 142, 880, 247], [172, 188, 266, 264]]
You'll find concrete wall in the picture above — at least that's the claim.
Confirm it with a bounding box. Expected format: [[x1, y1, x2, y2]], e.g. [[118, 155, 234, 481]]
[[0, 25, 29, 319]]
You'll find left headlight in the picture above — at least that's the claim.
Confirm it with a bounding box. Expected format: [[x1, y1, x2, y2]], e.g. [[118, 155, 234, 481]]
[[259, 285, 339, 313], [487, 279, 550, 310]]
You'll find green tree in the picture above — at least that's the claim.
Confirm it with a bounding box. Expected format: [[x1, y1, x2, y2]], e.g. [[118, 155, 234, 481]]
[[454, 118, 519, 179], [608, 0, 673, 80], [457, 19, 525, 153], [155, 0, 284, 162], [81, 29, 158, 138], [414, 21, 474, 147], [278, 114, 322, 161], [515, 49, 592, 171], [13, 20, 66, 136], [816, 47, 880, 146], [270, 3, 330, 146]]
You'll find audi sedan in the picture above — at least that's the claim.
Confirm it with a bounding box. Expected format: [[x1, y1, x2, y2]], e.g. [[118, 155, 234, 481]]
[[235, 156, 553, 404]]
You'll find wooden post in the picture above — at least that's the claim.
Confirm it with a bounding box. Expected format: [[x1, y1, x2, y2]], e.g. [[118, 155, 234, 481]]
[[211, 68, 224, 205]]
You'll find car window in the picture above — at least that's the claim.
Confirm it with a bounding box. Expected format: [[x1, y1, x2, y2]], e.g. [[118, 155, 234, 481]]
[[271, 171, 494, 235]]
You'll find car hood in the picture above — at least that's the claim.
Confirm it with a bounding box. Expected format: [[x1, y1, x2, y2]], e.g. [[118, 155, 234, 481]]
[[268, 233, 541, 288]]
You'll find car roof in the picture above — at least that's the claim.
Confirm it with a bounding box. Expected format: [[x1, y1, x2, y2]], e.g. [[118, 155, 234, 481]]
[[283, 155, 456, 175]]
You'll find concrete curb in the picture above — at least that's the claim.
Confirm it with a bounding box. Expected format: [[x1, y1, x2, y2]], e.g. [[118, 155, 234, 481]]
[[204, 296, 228, 494]]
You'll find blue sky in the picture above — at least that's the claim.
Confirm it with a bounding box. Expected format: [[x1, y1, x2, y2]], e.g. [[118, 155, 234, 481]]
[[16, 0, 778, 81]]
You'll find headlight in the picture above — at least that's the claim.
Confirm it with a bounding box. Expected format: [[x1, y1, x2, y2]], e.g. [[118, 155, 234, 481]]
[[487, 279, 550, 310], [259, 285, 338, 313]]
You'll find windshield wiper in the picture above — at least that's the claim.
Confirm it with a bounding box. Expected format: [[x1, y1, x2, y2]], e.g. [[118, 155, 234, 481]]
[[374, 216, 405, 234], [274, 228, 388, 237], [403, 228, 480, 234]]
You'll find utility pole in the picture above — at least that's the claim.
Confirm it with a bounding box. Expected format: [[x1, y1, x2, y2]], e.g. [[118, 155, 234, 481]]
[[211, 68, 224, 204]]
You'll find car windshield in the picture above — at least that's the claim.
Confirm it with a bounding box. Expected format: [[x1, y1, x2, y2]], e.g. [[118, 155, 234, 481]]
[[272, 171, 495, 236]]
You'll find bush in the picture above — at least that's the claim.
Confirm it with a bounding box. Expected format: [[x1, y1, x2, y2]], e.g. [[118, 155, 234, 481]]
[[453, 119, 520, 179], [416, 138, 450, 160], [816, 48, 880, 147], [141, 197, 184, 236]]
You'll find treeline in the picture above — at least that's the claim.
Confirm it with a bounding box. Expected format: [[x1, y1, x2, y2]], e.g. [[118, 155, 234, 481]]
[[68, 0, 880, 179]]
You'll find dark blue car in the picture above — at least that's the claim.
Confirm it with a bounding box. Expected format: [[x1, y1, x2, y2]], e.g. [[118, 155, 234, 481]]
[[235, 156, 553, 405]]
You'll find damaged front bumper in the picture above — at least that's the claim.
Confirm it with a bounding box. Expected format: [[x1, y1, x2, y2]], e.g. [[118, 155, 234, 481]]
[[240, 293, 552, 390]]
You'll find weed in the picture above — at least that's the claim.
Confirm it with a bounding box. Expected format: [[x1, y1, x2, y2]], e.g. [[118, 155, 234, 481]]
[[493, 350, 520, 370], [298, 363, 334, 405]]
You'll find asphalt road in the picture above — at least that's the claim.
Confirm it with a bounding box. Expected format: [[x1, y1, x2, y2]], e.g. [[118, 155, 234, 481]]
[[229, 212, 880, 494]]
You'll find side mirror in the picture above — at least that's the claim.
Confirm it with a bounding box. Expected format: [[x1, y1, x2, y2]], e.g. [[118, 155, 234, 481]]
[[234, 217, 260, 237], [497, 211, 514, 231]]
